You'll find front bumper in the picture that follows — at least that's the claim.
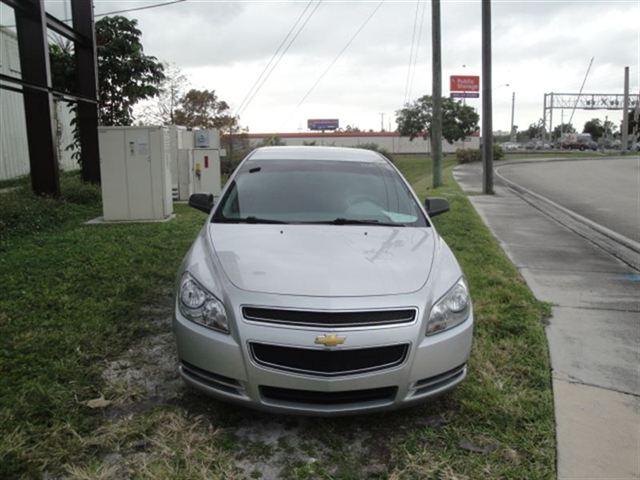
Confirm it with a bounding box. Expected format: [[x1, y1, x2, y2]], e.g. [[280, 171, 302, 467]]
[[173, 307, 473, 415]]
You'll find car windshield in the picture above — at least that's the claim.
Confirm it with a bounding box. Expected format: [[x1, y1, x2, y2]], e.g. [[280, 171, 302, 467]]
[[211, 159, 428, 227]]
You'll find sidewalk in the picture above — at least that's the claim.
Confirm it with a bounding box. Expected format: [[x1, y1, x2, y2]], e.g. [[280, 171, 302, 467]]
[[454, 162, 639, 479]]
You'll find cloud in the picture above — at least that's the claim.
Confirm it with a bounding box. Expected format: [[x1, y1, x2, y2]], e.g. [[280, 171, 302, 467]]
[[103, 0, 639, 132]]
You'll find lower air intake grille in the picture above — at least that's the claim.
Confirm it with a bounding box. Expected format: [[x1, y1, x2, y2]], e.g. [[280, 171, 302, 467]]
[[260, 386, 397, 406], [250, 343, 408, 376]]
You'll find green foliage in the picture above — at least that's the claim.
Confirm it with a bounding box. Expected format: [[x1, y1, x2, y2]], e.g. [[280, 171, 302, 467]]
[[455, 148, 481, 164], [552, 123, 576, 140], [96, 16, 165, 126], [0, 172, 101, 245], [525, 120, 545, 140], [582, 118, 605, 140], [455, 146, 503, 164], [258, 135, 286, 147], [355, 142, 394, 161], [396, 95, 479, 143], [174, 89, 237, 133]]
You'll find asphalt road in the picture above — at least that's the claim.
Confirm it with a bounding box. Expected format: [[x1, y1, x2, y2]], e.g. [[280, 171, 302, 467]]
[[497, 157, 640, 243]]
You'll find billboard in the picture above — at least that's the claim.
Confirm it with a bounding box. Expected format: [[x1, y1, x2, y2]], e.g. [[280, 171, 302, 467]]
[[308, 118, 339, 131], [450, 75, 480, 92], [451, 92, 479, 99]]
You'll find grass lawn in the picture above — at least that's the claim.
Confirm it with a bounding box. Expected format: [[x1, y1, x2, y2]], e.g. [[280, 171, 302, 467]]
[[1, 161, 554, 479]]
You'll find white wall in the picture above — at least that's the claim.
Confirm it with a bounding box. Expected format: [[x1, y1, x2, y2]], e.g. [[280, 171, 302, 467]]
[[0, 27, 78, 181], [246, 133, 479, 154]]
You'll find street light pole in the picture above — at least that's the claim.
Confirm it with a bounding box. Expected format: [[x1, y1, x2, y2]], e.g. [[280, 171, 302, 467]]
[[481, 0, 493, 194], [431, 0, 443, 188], [510, 91, 516, 142], [622, 66, 629, 151]]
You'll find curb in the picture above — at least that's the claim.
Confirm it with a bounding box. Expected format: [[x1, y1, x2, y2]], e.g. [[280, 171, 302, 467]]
[[493, 162, 640, 271]]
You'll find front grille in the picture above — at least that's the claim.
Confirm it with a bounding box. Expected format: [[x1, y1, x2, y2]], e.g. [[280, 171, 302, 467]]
[[243, 307, 416, 328], [250, 342, 408, 376], [260, 385, 397, 406]]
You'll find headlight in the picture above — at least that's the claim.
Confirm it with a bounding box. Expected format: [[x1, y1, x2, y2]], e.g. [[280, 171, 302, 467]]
[[179, 272, 229, 333], [426, 277, 471, 335]]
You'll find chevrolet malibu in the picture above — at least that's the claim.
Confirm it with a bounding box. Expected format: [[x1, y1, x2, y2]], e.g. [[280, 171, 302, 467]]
[[174, 146, 473, 414]]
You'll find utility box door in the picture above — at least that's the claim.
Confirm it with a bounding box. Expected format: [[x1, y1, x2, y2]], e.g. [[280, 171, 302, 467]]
[[125, 129, 154, 220], [100, 129, 129, 221]]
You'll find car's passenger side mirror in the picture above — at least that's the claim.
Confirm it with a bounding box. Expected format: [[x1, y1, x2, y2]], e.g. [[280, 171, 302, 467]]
[[425, 197, 449, 217], [189, 193, 214, 214]]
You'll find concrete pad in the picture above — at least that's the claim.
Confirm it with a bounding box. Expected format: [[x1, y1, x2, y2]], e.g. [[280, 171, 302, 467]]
[[519, 268, 640, 312], [547, 306, 640, 395], [86, 214, 176, 225], [554, 379, 640, 480]]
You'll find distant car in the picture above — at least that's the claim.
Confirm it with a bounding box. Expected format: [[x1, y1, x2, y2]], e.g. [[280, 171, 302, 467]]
[[174, 146, 473, 415], [501, 142, 520, 151]]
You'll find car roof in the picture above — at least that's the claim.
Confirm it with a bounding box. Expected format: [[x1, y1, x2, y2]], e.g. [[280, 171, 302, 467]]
[[249, 146, 387, 163]]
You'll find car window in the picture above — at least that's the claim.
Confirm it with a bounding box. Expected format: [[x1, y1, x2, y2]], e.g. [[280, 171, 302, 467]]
[[212, 159, 428, 226]]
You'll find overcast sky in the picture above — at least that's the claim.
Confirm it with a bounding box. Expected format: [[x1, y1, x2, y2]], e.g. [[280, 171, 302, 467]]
[[43, 0, 639, 133]]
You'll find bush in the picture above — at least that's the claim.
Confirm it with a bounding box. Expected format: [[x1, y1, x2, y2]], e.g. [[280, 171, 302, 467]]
[[455, 148, 481, 164], [355, 143, 394, 162], [455, 145, 504, 164]]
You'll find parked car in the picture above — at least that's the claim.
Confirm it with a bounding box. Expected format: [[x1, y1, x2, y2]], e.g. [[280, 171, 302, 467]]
[[501, 141, 520, 151], [174, 146, 473, 415]]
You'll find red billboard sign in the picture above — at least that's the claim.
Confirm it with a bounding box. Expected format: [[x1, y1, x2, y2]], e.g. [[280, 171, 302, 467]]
[[450, 75, 480, 92]]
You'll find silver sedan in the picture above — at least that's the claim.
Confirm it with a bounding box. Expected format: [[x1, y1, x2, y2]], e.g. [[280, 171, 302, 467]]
[[174, 146, 473, 415]]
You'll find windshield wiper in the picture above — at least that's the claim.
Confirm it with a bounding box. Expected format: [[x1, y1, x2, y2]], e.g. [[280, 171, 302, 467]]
[[310, 218, 406, 227], [218, 216, 289, 224]]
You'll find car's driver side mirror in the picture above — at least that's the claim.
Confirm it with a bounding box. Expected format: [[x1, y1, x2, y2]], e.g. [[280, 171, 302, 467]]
[[424, 197, 449, 217], [189, 193, 214, 214]]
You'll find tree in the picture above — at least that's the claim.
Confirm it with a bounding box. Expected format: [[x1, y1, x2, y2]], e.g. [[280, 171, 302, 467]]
[[96, 16, 165, 126], [139, 63, 188, 125], [603, 119, 618, 138], [623, 109, 639, 137], [525, 120, 545, 140], [174, 89, 237, 134], [552, 123, 575, 141], [396, 95, 479, 143], [583, 118, 604, 140]]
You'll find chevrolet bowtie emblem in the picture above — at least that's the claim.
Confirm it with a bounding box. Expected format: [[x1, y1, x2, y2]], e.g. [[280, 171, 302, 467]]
[[314, 333, 346, 347]]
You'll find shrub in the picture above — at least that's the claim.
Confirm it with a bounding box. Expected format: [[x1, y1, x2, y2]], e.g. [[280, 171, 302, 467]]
[[455, 146, 504, 164], [355, 143, 394, 162], [455, 148, 482, 164]]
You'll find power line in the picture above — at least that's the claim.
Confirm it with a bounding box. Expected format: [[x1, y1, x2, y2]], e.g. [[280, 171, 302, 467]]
[[235, 0, 315, 116], [93, 0, 188, 19], [238, 1, 323, 118], [295, 0, 385, 110], [403, 1, 421, 105], [406, 0, 426, 103]]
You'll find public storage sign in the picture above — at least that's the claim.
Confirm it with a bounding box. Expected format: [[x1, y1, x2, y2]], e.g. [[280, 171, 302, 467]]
[[450, 75, 480, 92]]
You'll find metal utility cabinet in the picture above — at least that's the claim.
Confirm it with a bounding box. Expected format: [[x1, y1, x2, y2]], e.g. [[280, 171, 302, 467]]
[[98, 126, 173, 221]]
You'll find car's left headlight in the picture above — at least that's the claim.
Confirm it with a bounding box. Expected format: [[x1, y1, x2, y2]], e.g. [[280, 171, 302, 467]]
[[178, 272, 229, 333], [426, 277, 471, 335]]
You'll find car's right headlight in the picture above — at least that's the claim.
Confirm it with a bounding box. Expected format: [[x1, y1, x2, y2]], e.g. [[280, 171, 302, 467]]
[[179, 272, 229, 333], [426, 277, 471, 335]]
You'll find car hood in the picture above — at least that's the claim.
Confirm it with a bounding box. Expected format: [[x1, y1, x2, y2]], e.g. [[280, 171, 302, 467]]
[[208, 224, 436, 297]]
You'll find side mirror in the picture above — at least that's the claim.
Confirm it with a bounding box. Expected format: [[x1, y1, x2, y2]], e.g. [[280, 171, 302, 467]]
[[425, 197, 449, 217], [189, 193, 214, 214]]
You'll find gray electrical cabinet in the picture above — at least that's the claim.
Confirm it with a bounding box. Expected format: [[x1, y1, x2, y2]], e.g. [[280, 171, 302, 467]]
[[98, 126, 173, 221]]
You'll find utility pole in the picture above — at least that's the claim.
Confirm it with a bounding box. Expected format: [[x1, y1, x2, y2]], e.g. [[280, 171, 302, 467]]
[[481, 0, 493, 194], [510, 91, 516, 142], [380, 112, 385, 132], [431, 0, 443, 188], [622, 66, 629, 152]]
